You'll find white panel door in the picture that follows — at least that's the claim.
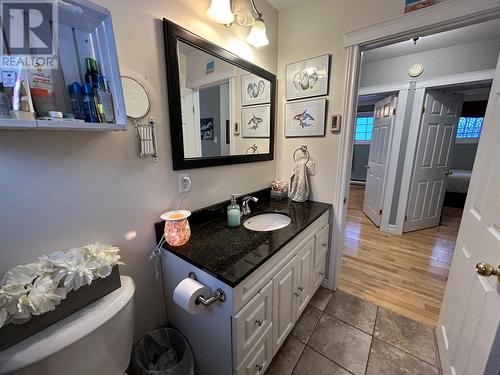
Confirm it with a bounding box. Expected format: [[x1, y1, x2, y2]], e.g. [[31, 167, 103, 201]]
[[296, 238, 314, 316], [363, 94, 398, 226], [405, 91, 463, 232], [272, 256, 297, 354], [436, 57, 500, 375], [180, 87, 202, 158]]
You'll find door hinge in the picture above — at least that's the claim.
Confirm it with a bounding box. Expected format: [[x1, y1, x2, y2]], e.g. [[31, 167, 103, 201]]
[[392, 108, 396, 115], [379, 209, 383, 215], [405, 215, 408, 222], [422, 106, 425, 114]]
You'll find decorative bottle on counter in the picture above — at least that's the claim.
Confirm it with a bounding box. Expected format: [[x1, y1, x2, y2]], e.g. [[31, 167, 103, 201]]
[[227, 194, 241, 227]]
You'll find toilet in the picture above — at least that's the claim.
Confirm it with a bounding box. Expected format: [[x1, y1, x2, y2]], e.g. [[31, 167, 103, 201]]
[[0, 276, 135, 375]]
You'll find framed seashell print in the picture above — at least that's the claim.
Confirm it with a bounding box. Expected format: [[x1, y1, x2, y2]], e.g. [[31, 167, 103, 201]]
[[241, 74, 271, 106], [285, 98, 327, 137], [241, 104, 271, 138], [286, 54, 331, 101]]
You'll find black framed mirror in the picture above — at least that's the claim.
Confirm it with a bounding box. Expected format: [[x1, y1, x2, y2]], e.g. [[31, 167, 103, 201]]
[[163, 20, 276, 170]]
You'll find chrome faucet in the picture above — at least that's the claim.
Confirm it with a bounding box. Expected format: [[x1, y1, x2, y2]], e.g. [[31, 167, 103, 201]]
[[242, 196, 258, 216]]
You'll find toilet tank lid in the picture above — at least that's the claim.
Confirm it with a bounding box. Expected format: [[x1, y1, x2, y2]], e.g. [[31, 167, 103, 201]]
[[0, 276, 135, 374]]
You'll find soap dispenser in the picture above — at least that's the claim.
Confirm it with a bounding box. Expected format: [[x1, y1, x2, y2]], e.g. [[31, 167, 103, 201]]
[[227, 194, 241, 227]]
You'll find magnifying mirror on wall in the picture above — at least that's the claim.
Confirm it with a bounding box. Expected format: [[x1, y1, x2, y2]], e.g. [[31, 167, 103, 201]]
[[121, 76, 151, 119]]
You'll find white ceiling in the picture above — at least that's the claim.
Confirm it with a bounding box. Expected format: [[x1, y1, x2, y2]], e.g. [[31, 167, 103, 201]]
[[267, 0, 304, 11], [363, 18, 500, 63]]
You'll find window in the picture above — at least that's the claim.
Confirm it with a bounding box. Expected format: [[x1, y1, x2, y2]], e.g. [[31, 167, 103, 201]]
[[355, 116, 374, 142], [456, 117, 484, 141]]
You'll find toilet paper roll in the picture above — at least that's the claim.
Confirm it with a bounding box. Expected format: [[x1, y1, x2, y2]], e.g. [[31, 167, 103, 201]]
[[173, 278, 211, 315]]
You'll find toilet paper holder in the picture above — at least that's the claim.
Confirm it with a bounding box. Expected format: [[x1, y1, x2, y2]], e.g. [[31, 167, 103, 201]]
[[188, 272, 226, 306]]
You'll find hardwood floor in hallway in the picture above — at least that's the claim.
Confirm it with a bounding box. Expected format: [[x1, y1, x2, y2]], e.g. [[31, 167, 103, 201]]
[[339, 184, 463, 327]]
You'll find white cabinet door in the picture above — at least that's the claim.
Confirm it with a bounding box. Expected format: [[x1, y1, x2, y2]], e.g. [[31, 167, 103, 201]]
[[272, 256, 297, 354], [296, 238, 314, 316], [313, 225, 329, 290]]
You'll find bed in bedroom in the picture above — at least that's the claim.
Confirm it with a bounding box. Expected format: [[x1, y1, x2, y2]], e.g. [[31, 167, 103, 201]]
[[444, 169, 472, 208]]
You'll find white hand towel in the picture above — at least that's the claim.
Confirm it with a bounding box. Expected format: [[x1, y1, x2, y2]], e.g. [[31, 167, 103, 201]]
[[289, 160, 309, 202]]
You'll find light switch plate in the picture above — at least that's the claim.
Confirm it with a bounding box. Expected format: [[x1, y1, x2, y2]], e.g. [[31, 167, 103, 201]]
[[178, 173, 191, 193], [307, 161, 317, 176]]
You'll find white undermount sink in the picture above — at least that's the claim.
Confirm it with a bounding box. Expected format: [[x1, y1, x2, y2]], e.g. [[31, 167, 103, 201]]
[[243, 213, 291, 232]]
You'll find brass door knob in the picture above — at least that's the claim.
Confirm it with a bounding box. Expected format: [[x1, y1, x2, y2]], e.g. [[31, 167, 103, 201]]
[[475, 263, 500, 280]]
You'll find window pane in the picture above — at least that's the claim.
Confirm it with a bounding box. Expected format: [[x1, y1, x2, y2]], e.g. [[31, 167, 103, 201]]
[[457, 117, 483, 139]]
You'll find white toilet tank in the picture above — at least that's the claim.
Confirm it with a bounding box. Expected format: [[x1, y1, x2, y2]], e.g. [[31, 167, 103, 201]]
[[0, 276, 135, 375]]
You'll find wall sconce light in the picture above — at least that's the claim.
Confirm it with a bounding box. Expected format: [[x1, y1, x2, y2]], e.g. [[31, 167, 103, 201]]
[[206, 0, 269, 48], [206, 0, 235, 25]]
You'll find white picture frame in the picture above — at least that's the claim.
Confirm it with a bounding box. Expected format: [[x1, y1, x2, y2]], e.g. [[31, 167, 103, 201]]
[[285, 98, 327, 138], [241, 104, 271, 138], [286, 54, 330, 101], [241, 74, 271, 106]]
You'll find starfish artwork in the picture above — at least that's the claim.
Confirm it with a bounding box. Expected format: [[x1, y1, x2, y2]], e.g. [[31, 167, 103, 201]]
[[293, 109, 315, 128], [248, 115, 263, 130]]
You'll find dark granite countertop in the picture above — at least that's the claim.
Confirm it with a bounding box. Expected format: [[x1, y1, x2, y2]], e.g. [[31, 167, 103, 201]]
[[155, 189, 332, 287]]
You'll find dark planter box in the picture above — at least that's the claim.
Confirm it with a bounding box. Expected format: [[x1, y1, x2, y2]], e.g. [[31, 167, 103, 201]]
[[0, 266, 121, 351]]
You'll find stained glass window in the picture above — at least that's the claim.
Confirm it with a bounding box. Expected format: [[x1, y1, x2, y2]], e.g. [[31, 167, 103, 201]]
[[456, 117, 483, 140], [354, 116, 374, 142]]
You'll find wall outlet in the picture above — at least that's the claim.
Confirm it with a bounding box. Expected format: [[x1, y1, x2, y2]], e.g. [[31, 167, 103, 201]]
[[178, 173, 191, 193]]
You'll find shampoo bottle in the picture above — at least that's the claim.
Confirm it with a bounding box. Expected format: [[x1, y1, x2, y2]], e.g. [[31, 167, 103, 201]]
[[227, 194, 241, 227]]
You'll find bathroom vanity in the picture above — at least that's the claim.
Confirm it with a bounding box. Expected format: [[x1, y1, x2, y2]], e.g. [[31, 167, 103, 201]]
[[156, 192, 332, 375]]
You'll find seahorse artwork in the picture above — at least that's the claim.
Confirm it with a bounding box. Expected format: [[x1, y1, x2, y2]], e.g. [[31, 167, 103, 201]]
[[293, 109, 315, 128], [292, 69, 319, 91], [248, 115, 264, 130], [247, 80, 266, 98]]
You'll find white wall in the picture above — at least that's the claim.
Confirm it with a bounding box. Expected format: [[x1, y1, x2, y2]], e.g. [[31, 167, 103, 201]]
[[360, 38, 500, 87], [275, 0, 405, 205], [0, 0, 278, 341]]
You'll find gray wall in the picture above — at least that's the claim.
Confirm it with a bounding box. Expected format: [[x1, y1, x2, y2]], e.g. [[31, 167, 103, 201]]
[[360, 38, 500, 88], [452, 143, 478, 170], [200, 85, 221, 157], [351, 144, 370, 181], [0, 0, 279, 343]]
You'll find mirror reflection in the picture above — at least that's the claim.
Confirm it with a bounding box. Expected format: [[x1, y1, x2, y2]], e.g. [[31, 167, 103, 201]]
[[177, 41, 271, 158]]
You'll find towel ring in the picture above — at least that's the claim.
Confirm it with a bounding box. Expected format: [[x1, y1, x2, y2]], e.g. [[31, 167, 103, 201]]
[[293, 145, 310, 163], [246, 144, 258, 154]]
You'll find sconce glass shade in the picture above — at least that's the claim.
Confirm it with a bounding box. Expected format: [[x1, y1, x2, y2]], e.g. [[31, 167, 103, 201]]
[[246, 19, 269, 47], [206, 0, 235, 25], [161, 210, 191, 247]]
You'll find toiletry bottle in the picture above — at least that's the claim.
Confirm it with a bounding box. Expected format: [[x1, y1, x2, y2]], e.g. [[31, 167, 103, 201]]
[[0, 83, 11, 118], [227, 194, 241, 227], [84, 58, 100, 89], [81, 83, 99, 123], [68, 82, 85, 120], [97, 76, 115, 123]]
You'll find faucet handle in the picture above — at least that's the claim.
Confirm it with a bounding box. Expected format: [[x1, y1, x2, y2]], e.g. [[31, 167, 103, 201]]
[[242, 196, 259, 203]]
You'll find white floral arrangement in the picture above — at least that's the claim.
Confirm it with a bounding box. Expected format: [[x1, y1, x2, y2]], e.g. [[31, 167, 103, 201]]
[[0, 243, 123, 329]]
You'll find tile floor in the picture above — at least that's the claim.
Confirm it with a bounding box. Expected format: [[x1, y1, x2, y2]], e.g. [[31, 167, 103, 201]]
[[265, 288, 441, 375]]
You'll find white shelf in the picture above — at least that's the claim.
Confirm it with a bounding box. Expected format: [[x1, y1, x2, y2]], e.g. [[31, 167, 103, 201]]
[[0, 118, 127, 131], [35, 119, 127, 131], [0, 0, 127, 132]]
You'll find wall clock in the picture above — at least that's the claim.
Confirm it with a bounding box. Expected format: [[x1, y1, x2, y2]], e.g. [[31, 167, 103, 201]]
[[408, 63, 424, 77]]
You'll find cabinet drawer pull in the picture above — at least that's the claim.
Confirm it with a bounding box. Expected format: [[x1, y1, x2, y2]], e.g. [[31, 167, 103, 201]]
[[322, 243, 327, 247], [255, 319, 263, 327], [294, 292, 300, 297], [256, 363, 263, 371], [297, 286, 303, 292]]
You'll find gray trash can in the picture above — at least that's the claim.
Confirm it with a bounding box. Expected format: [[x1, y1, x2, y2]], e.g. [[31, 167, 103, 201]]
[[134, 327, 194, 375]]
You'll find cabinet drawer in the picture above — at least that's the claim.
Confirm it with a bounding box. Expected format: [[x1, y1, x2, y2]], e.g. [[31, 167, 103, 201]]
[[235, 325, 273, 375], [233, 280, 273, 367]]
